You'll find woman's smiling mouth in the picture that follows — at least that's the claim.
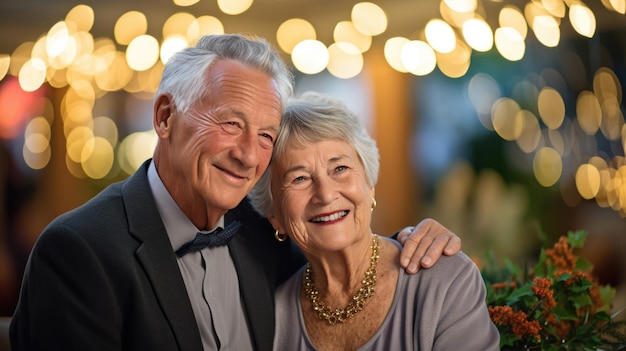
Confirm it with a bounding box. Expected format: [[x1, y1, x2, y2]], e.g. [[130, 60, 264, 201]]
[[310, 210, 348, 223]]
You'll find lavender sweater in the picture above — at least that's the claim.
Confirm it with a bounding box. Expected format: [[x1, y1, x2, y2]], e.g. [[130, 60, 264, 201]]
[[274, 240, 500, 350]]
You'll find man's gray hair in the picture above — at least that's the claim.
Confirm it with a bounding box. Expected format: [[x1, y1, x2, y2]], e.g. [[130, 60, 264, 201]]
[[155, 33, 294, 113]]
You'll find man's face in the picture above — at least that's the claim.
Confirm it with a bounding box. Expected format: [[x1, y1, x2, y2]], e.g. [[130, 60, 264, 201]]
[[166, 59, 282, 216]]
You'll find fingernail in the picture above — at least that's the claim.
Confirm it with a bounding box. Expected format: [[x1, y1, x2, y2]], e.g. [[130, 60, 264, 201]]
[[401, 258, 409, 267], [408, 263, 418, 273], [421, 257, 432, 266]]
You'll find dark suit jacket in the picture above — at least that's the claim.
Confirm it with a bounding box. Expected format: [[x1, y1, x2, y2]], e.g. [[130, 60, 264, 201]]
[[10, 160, 304, 351]]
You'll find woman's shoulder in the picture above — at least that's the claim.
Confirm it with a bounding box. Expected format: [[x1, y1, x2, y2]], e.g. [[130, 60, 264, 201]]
[[406, 251, 480, 285]]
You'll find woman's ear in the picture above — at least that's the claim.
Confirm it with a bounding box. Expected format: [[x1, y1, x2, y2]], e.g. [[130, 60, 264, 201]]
[[154, 94, 174, 137], [268, 214, 285, 234]]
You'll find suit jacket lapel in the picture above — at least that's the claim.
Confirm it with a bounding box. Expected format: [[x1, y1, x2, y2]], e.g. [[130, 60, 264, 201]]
[[123, 160, 203, 351]]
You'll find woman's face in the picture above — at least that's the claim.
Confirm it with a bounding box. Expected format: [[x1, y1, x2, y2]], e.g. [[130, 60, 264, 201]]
[[268, 139, 375, 254]]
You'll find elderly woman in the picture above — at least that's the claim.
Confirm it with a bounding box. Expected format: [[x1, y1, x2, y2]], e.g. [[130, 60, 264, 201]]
[[249, 92, 499, 350]]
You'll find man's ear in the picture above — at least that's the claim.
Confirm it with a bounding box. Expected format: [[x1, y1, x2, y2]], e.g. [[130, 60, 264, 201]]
[[154, 94, 174, 137]]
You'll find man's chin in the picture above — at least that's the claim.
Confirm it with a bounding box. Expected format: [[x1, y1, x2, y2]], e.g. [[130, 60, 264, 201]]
[[216, 192, 250, 210]]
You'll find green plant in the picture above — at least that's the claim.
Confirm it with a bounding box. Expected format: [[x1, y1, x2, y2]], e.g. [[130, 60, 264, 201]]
[[481, 230, 626, 350]]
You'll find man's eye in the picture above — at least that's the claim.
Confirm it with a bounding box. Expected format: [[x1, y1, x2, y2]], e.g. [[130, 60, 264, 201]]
[[222, 121, 240, 130], [260, 133, 274, 142]]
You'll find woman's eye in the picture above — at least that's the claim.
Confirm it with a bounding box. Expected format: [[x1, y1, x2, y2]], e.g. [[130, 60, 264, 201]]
[[335, 165, 348, 172]]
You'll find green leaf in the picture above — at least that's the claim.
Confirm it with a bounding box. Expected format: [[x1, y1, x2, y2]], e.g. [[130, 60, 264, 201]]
[[599, 285, 616, 311], [505, 284, 534, 305], [574, 257, 594, 271], [567, 230, 587, 249], [499, 332, 521, 347]]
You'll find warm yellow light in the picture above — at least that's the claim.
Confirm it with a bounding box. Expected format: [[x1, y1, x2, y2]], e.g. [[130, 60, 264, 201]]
[[462, 18, 493, 52], [576, 163, 601, 199], [492, 98, 522, 141], [276, 19, 316, 54], [599, 97, 623, 140], [440, 0, 475, 28], [91, 116, 119, 148], [173, 0, 200, 6], [425, 19, 456, 53], [334, 21, 371, 53], [327, 42, 363, 79], [384, 37, 410, 73], [69, 78, 95, 100], [126, 35, 160, 71], [163, 12, 196, 38], [24, 131, 49, 155], [114, 11, 148, 46], [532, 15, 560, 47], [515, 110, 542, 153], [593, 67, 622, 104], [291, 40, 329, 74], [217, 0, 253, 15], [96, 50, 133, 91], [533, 147, 562, 187], [24, 116, 52, 152], [188, 16, 224, 42], [351, 2, 387, 36], [495, 27, 525, 61], [541, 0, 566, 18], [46, 21, 70, 57], [436, 39, 471, 78], [49, 34, 78, 70], [0, 55, 10, 80], [569, 2, 596, 38], [444, 0, 477, 12], [607, 0, 626, 14], [576, 90, 602, 135], [65, 4, 95, 32], [499, 5, 527, 39], [537, 87, 565, 129], [160, 35, 189, 63], [23, 142, 51, 170], [67, 126, 94, 163], [118, 131, 158, 175], [18, 58, 47, 92], [400, 40, 436, 76], [81, 136, 114, 179]]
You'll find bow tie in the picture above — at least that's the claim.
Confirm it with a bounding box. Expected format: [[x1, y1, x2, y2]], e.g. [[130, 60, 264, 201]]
[[175, 220, 242, 257]]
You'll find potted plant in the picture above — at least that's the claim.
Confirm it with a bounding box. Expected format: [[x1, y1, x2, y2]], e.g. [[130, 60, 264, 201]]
[[482, 230, 626, 350]]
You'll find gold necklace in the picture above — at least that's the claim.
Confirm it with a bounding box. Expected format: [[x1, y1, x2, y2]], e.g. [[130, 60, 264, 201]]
[[302, 234, 379, 326]]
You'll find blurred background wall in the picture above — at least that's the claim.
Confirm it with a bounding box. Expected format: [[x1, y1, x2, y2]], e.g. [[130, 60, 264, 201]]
[[0, 0, 625, 318]]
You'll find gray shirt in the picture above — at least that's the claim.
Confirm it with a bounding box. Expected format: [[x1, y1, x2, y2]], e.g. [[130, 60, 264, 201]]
[[148, 161, 253, 351], [274, 239, 500, 350]]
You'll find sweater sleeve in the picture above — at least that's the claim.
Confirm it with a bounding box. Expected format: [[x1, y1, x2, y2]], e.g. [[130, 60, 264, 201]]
[[416, 252, 500, 351]]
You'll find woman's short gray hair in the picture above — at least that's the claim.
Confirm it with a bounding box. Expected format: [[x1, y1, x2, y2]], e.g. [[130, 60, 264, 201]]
[[249, 91, 380, 217], [155, 33, 294, 113]]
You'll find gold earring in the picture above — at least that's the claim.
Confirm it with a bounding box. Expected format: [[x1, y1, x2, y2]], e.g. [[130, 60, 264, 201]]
[[274, 230, 287, 242], [371, 198, 377, 211]]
